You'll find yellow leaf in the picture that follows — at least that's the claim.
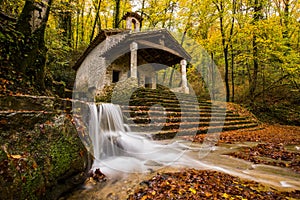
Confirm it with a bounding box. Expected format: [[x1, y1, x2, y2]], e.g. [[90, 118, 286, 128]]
[[205, 192, 212, 197], [141, 195, 148, 200], [32, 161, 38, 169], [10, 155, 22, 159], [151, 191, 156, 195], [189, 187, 196, 194], [222, 193, 229, 198]]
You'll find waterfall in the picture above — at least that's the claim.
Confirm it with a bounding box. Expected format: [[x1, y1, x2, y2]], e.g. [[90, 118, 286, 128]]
[[87, 103, 202, 179]]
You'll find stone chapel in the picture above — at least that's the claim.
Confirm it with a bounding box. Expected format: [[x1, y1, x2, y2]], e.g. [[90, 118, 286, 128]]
[[73, 12, 191, 100]]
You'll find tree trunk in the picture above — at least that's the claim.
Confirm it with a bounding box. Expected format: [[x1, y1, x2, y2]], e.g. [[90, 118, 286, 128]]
[[230, 0, 236, 102], [114, 0, 121, 28], [215, 0, 230, 102], [58, 8, 72, 47], [15, 0, 53, 91], [249, 0, 261, 98], [220, 11, 230, 101], [75, 8, 79, 50], [90, 0, 102, 42], [140, 0, 146, 29], [283, 0, 290, 41], [81, 3, 85, 42], [211, 52, 215, 101], [231, 44, 235, 102], [168, 67, 175, 87]]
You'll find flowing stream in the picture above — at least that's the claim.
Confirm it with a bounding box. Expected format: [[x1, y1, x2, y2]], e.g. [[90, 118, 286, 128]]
[[65, 103, 300, 199], [87, 103, 207, 179]]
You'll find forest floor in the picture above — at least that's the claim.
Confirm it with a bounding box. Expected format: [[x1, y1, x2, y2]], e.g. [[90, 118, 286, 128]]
[[63, 124, 300, 200]]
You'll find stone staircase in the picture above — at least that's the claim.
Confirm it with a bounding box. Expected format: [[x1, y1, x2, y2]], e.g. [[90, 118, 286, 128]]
[[115, 86, 259, 139]]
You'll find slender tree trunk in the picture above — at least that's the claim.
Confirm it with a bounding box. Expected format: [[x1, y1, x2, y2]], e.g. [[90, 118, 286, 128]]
[[211, 52, 215, 100], [230, 0, 236, 102], [283, 0, 290, 41], [90, 0, 102, 42], [230, 44, 235, 102], [223, 44, 230, 102], [15, 0, 53, 91], [168, 68, 175, 87], [114, 0, 121, 28], [59, 10, 72, 46], [75, 8, 79, 49], [221, 13, 230, 101], [81, 3, 85, 43], [140, 0, 146, 29], [249, 0, 261, 98], [250, 34, 259, 97], [168, 2, 175, 29], [215, 0, 230, 102]]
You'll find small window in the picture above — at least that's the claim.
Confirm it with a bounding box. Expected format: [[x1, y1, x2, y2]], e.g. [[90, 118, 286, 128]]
[[112, 70, 120, 83]]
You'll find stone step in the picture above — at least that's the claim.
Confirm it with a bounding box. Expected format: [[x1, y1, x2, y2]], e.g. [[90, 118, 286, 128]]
[[126, 116, 248, 124], [150, 123, 259, 140], [122, 109, 238, 118], [128, 88, 211, 104], [128, 120, 256, 132], [127, 97, 203, 106], [0, 110, 56, 131], [120, 106, 230, 114], [120, 104, 227, 112], [0, 95, 72, 111], [129, 93, 203, 102]]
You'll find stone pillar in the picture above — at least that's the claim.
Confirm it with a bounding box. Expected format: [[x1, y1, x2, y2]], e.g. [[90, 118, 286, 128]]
[[140, 73, 145, 87], [180, 59, 189, 94], [130, 42, 138, 78], [151, 72, 156, 89]]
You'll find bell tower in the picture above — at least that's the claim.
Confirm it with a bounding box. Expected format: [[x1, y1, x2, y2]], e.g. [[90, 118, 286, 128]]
[[122, 12, 143, 32]]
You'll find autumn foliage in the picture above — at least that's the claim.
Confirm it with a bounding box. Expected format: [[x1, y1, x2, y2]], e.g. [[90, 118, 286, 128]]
[[128, 169, 299, 200]]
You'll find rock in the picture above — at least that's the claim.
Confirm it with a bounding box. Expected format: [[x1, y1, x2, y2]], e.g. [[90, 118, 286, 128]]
[[0, 95, 90, 199]]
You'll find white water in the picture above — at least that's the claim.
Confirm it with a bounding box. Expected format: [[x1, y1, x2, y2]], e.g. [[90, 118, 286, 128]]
[[88, 103, 205, 179]]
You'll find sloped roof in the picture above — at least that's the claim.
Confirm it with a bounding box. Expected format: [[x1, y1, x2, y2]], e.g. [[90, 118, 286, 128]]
[[73, 29, 191, 71], [73, 29, 127, 70]]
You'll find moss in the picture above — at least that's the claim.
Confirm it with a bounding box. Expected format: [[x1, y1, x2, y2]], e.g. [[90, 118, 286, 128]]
[[0, 108, 87, 199], [0, 149, 7, 161], [50, 137, 80, 178]]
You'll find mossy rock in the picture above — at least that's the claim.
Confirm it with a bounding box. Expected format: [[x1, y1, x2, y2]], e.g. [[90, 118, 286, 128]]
[[0, 97, 89, 199]]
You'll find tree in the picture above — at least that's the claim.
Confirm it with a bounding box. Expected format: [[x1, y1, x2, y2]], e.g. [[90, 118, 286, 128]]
[[213, 0, 236, 102], [13, 0, 53, 91], [248, 0, 262, 99], [114, 0, 121, 28]]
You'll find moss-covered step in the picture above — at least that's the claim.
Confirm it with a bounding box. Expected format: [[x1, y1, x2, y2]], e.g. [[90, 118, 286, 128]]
[[151, 123, 259, 140], [128, 120, 256, 132], [126, 116, 248, 124]]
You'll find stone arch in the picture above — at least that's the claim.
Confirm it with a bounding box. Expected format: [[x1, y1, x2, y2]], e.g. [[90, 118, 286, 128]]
[[122, 12, 142, 32]]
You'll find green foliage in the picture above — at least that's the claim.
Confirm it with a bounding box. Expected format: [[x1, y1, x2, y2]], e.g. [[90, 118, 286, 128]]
[[0, 0, 25, 17]]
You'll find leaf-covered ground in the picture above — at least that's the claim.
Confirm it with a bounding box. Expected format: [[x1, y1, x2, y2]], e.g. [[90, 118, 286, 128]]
[[0, 66, 38, 96], [127, 169, 299, 200], [191, 125, 300, 173], [192, 125, 300, 145], [228, 143, 300, 173]]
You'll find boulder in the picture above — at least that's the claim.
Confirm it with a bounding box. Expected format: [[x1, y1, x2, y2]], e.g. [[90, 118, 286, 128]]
[[0, 95, 89, 199]]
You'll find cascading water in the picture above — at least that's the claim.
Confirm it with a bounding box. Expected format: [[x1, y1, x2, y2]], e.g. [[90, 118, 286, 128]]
[[72, 102, 300, 195], [87, 103, 202, 179]]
